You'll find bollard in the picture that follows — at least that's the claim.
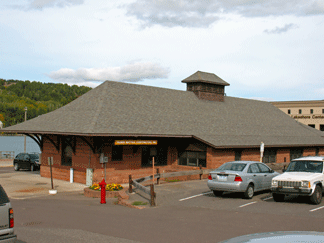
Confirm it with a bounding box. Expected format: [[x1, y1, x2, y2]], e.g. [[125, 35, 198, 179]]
[[99, 179, 107, 204]]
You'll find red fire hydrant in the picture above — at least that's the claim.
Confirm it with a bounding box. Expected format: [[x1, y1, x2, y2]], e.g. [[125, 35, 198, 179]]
[[99, 179, 107, 204]]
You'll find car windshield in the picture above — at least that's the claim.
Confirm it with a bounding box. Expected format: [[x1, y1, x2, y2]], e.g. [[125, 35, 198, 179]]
[[286, 161, 323, 173], [216, 163, 246, 172], [29, 154, 39, 159]]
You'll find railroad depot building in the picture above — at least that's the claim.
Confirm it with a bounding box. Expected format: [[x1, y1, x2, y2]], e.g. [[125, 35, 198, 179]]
[[3, 71, 324, 185], [271, 100, 324, 131]]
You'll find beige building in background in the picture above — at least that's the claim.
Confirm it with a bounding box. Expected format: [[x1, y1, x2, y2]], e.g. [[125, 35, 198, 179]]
[[271, 100, 324, 131]]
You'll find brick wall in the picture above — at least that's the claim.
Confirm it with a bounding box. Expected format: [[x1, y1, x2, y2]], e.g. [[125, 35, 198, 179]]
[[206, 147, 235, 169], [276, 149, 290, 163], [303, 147, 316, 157]]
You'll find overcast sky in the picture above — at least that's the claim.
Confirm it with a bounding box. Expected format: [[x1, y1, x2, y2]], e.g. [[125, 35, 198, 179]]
[[1, 0, 324, 101]]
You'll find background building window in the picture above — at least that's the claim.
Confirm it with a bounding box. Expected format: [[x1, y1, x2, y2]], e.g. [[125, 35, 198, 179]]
[[320, 125, 324, 131], [310, 109, 314, 114], [112, 146, 123, 161], [179, 151, 206, 167], [308, 124, 315, 128], [322, 109, 324, 114], [263, 149, 277, 163], [287, 109, 291, 114], [299, 109, 302, 114]]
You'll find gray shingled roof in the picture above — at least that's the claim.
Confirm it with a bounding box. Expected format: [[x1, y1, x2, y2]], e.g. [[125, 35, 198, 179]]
[[182, 71, 230, 86], [3, 79, 324, 148]]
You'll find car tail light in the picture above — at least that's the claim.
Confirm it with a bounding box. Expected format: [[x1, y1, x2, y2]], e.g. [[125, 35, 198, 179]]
[[9, 208, 14, 228], [234, 176, 242, 182], [208, 174, 212, 180]]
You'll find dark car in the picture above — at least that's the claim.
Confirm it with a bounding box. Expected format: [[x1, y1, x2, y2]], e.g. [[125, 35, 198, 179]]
[[0, 184, 17, 242], [13, 153, 41, 171]]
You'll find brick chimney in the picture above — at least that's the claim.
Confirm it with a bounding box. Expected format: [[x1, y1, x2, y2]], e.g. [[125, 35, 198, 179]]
[[182, 71, 230, 102]]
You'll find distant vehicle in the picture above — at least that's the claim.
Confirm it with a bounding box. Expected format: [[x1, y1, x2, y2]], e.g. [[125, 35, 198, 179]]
[[271, 156, 324, 204], [0, 184, 17, 242], [207, 161, 279, 199], [13, 153, 41, 171]]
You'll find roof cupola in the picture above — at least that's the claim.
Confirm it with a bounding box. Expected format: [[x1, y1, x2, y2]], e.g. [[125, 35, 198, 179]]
[[182, 71, 230, 102]]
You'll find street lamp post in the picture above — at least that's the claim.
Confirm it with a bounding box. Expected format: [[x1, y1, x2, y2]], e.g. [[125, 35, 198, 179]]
[[24, 107, 27, 153]]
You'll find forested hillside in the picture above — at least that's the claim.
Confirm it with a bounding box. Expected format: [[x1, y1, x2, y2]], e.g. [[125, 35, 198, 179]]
[[0, 79, 92, 128]]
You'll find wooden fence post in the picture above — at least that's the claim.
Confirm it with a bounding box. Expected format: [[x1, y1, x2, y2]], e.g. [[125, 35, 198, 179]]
[[157, 168, 160, 185], [129, 175, 133, 193], [150, 184, 155, 206]]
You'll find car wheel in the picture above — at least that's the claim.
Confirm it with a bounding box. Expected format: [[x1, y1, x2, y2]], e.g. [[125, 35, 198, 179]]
[[14, 163, 19, 171], [213, 190, 223, 197], [310, 185, 322, 205], [244, 184, 254, 199], [272, 193, 285, 202]]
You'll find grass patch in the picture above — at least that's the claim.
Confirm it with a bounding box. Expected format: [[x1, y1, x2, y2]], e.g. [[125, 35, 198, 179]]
[[132, 201, 148, 206], [165, 178, 180, 183]]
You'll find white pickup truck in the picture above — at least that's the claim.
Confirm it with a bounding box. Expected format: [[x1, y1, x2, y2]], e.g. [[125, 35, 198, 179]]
[[0, 185, 16, 242], [271, 156, 324, 205]]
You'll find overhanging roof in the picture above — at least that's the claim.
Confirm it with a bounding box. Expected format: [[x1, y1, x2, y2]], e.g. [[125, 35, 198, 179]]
[[3, 74, 324, 148]]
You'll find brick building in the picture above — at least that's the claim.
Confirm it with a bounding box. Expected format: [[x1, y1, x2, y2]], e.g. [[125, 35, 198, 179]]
[[3, 71, 324, 185]]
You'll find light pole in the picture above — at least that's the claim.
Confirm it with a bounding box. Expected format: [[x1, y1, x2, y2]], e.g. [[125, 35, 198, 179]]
[[24, 107, 27, 153]]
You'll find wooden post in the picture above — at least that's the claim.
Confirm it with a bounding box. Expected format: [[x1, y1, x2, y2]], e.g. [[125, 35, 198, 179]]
[[150, 184, 155, 206], [157, 168, 160, 185], [199, 165, 203, 180], [129, 175, 133, 193], [49, 157, 54, 190]]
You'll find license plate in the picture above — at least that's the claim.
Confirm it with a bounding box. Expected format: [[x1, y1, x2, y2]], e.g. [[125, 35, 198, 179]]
[[218, 176, 227, 181]]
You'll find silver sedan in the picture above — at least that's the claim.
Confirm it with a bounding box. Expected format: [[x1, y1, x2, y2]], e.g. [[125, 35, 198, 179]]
[[207, 161, 279, 199]]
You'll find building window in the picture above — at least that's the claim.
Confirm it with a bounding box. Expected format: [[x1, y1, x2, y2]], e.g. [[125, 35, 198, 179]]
[[179, 151, 206, 167], [322, 109, 324, 114], [320, 125, 324, 131], [308, 124, 315, 128], [235, 150, 242, 161], [310, 109, 314, 114], [316, 148, 320, 156], [290, 148, 303, 161], [299, 109, 302, 114], [287, 109, 291, 114], [263, 149, 277, 163], [112, 146, 123, 161], [61, 138, 73, 166]]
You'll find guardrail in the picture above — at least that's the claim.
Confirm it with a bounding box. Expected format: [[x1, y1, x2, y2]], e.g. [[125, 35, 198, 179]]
[[0, 151, 15, 160], [129, 166, 215, 206]]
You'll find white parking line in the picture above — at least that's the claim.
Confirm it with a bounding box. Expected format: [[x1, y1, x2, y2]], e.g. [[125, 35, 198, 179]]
[[239, 201, 257, 208], [310, 206, 324, 212], [179, 192, 213, 201], [263, 196, 273, 201]]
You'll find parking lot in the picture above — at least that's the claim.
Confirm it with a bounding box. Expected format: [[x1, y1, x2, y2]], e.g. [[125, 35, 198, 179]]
[[2, 166, 324, 242], [148, 179, 324, 218]]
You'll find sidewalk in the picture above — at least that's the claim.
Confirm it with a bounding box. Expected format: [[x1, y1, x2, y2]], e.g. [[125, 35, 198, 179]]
[[0, 170, 87, 199]]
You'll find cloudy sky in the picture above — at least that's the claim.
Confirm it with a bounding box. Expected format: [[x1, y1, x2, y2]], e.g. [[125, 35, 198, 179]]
[[1, 0, 324, 101]]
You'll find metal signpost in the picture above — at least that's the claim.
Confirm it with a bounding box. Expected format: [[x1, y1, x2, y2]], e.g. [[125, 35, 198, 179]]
[[100, 153, 108, 181]]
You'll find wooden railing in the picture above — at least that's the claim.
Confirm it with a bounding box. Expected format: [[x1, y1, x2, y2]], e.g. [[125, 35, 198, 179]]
[[129, 166, 215, 206]]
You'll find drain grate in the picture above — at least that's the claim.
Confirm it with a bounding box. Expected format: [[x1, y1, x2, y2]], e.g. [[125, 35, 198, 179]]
[[24, 221, 42, 226]]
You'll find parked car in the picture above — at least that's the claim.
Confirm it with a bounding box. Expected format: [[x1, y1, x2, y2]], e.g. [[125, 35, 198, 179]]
[[13, 153, 41, 171], [0, 184, 17, 242], [207, 161, 279, 199], [271, 156, 324, 204]]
